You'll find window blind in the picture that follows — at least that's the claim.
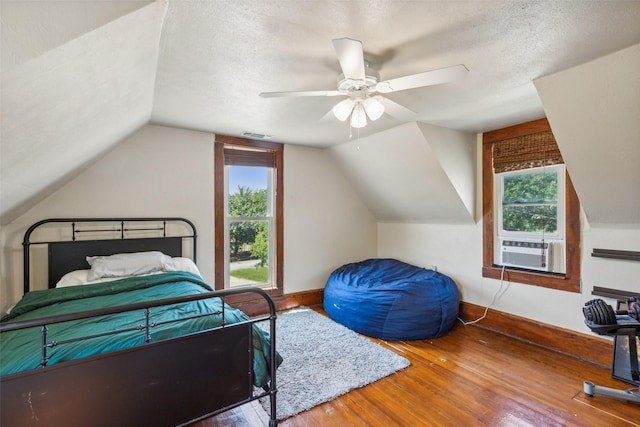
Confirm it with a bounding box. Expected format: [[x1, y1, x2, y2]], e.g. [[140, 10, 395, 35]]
[[224, 147, 275, 167], [492, 130, 564, 173]]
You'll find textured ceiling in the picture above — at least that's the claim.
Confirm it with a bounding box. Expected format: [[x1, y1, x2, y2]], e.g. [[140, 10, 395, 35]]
[[2, 0, 640, 224], [150, 0, 640, 145], [3, 0, 640, 148]]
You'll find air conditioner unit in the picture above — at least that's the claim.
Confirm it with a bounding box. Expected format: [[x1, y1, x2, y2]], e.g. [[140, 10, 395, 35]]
[[500, 240, 552, 272]]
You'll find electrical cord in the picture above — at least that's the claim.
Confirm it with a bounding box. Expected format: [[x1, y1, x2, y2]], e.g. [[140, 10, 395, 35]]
[[458, 265, 510, 326]]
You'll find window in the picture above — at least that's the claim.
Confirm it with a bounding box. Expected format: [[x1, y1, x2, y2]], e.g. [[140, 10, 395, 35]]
[[498, 166, 563, 237], [496, 164, 567, 274], [482, 119, 580, 292], [215, 136, 283, 295], [496, 166, 564, 239], [227, 165, 273, 287]]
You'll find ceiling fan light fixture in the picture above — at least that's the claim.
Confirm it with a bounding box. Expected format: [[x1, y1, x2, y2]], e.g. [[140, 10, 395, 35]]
[[363, 96, 385, 121], [260, 38, 469, 130], [332, 98, 355, 121], [350, 102, 367, 128]]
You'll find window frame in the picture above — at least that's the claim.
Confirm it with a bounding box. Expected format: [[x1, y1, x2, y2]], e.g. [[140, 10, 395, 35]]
[[496, 162, 566, 274], [225, 166, 275, 287], [482, 119, 580, 292], [496, 163, 565, 239], [214, 135, 283, 296]]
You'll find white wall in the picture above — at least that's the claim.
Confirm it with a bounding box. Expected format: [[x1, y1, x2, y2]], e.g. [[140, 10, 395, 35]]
[[378, 220, 640, 335], [283, 145, 377, 293], [329, 122, 475, 224], [377, 139, 640, 336], [4, 122, 638, 338], [0, 124, 377, 312], [535, 43, 640, 226], [581, 225, 640, 304], [1, 125, 214, 310], [417, 122, 477, 220]]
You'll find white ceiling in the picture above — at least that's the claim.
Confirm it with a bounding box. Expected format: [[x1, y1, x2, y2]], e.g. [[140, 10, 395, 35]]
[[330, 122, 477, 223], [4, 1, 640, 146], [2, 0, 640, 224], [535, 43, 640, 226], [152, 0, 640, 145]]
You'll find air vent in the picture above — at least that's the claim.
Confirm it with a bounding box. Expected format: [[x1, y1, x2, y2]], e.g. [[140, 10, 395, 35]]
[[242, 131, 272, 139]]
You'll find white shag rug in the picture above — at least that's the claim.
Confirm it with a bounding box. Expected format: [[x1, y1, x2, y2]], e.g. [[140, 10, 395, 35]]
[[257, 307, 410, 420]]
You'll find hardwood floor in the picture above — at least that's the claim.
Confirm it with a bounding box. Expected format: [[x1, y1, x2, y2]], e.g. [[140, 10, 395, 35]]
[[197, 307, 640, 426]]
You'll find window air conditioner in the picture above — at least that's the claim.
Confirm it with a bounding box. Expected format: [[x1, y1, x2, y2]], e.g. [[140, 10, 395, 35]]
[[500, 240, 552, 272]]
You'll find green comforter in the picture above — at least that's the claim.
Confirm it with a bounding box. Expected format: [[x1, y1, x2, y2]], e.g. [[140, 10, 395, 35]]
[[0, 272, 281, 387]]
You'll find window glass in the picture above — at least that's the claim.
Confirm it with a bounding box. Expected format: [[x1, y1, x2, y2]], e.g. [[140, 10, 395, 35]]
[[499, 167, 559, 235], [227, 166, 273, 288], [229, 166, 270, 217]]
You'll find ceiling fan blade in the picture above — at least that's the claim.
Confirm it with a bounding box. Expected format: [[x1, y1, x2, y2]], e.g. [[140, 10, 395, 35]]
[[379, 97, 417, 121], [332, 38, 365, 81], [376, 64, 468, 93], [259, 90, 343, 98]]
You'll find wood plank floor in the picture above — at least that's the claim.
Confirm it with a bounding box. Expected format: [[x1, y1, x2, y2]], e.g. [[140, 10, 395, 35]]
[[196, 307, 640, 426]]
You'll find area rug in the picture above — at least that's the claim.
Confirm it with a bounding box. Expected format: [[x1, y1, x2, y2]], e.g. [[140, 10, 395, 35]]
[[257, 307, 410, 420]]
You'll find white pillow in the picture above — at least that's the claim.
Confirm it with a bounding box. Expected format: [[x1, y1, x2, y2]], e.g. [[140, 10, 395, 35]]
[[86, 251, 173, 281], [165, 257, 202, 277], [56, 269, 91, 287], [55, 255, 201, 287], [55, 270, 119, 288]]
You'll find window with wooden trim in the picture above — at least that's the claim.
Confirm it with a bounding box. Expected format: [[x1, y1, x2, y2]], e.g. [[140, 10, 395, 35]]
[[214, 136, 283, 296], [482, 119, 580, 292]]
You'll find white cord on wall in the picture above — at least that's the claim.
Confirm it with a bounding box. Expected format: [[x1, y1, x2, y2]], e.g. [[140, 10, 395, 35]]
[[458, 265, 510, 326]]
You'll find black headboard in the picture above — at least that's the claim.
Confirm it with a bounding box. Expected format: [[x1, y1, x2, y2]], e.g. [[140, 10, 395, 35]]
[[23, 218, 197, 294], [47, 237, 183, 290]]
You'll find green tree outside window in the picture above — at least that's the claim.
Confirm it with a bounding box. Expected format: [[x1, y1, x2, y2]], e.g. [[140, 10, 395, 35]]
[[502, 171, 558, 233]]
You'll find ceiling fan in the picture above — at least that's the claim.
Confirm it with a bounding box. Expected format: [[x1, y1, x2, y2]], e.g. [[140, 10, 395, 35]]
[[259, 37, 469, 128]]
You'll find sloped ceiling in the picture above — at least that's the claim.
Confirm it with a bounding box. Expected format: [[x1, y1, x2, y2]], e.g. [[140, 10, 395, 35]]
[[329, 122, 476, 223], [1, 1, 167, 223], [2, 1, 640, 226], [534, 43, 640, 227], [1, 1, 154, 72]]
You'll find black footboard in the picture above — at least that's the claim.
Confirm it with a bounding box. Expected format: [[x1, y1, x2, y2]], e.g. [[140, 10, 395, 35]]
[[0, 288, 278, 427]]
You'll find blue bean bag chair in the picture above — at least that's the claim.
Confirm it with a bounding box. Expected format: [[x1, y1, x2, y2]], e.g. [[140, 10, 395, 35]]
[[323, 259, 459, 340]]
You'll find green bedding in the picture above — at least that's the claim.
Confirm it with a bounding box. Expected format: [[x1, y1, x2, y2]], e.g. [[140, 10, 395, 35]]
[[0, 272, 281, 387]]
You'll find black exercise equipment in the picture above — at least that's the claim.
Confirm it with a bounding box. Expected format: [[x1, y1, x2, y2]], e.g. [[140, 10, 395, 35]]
[[582, 298, 640, 403]]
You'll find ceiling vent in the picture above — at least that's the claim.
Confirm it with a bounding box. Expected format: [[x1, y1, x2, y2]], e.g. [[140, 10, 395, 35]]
[[242, 131, 272, 139]]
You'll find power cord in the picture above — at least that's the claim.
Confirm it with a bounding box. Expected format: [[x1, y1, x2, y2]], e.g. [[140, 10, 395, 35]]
[[458, 265, 510, 325]]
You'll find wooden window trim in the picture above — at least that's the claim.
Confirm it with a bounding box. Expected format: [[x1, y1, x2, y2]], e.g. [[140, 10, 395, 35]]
[[482, 119, 581, 292], [214, 135, 284, 296]]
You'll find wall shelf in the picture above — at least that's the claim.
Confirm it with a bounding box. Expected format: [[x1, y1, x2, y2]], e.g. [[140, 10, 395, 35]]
[[591, 248, 640, 262], [592, 286, 640, 301]]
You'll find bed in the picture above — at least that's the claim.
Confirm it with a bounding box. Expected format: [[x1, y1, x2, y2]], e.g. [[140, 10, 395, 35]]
[[324, 258, 459, 340], [0, 218, 280, 427]]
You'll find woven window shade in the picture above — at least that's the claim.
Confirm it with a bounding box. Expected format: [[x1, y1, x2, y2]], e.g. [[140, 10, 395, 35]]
[[224, 147, 275, 167], [492, 130, 564, 173]]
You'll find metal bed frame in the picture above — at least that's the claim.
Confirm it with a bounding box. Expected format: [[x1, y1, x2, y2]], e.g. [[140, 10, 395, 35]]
[[1, 218, 278, 426]]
